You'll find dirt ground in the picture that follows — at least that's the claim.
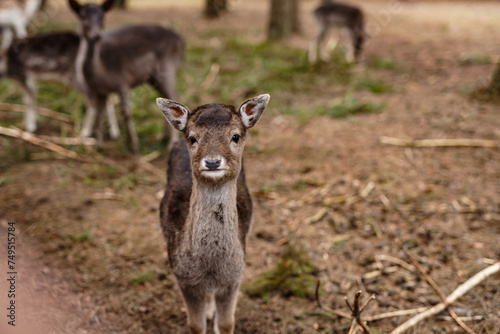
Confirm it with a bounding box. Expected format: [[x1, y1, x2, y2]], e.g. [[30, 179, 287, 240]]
[[1, 0, 499, 333]]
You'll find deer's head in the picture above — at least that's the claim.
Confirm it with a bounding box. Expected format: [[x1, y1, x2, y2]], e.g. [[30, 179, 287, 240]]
[[68, 0, 114, 41], [157, 95, 270, 185]]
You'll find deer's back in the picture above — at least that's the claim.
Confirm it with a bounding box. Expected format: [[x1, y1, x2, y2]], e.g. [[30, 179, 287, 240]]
[[88, 25, 183, 91], [6, 32, 80, 81], [314, 2, 364, 28], [160, 139, 253, 264], [100, 25, 184, 68]]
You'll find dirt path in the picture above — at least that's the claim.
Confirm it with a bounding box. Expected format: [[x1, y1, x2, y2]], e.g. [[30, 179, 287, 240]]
[[1, 1, 499, 333]]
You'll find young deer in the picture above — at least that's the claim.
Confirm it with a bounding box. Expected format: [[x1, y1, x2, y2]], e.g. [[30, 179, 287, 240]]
[[0, 32, 119, 136], [0, 0, 43, 50], [156, 94, 270, 334], [308, 0, 365, 63], [68, 0, 184, 153]]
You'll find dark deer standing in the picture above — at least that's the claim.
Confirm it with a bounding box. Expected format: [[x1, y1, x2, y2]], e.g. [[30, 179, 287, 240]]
[[68, 0, 184, 153], [309, 0, 365, 63], [0, 32, 119, 136], [156, 94, 270, 334]]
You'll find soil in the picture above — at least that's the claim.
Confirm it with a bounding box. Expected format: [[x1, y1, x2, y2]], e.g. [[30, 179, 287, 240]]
[[1, 1, 499, 333]]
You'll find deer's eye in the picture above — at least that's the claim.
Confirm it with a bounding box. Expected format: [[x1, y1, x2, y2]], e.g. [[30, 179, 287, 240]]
[[232, 134, 240, 143], [188, 136, 197, 145]]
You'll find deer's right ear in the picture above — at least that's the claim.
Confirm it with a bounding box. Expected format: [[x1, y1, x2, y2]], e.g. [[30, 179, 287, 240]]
[[101, 0, 115, 12], [238, 94, 270, 129], [156, 98, 189, 131], [68, 0, 81, 15]]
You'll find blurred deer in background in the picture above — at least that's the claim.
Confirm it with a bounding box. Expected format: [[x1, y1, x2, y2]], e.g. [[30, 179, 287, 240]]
[[0, 32, 119, 135], [156, 94, 270, 334], [0, 0, 43, 50], [309, 0, 365, 63], [68, 0, 184, 153]]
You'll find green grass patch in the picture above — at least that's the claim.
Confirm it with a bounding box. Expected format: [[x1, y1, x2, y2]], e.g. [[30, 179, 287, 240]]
[[180, 37, 354, 108], [68, 229, 92, 243], [366, 55, 400, 70], [243, 245, 318, 301], [460, 53, 492, 65], [285, 97, 386, 122], [130, 271, 156, 285], [357, 77, 395, 94], [0, 26, 365, 156], [82, 164, 140, 190], [0, 177, 14, 187]]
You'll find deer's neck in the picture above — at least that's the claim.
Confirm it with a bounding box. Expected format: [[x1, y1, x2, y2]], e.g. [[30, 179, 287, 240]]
[[186, 180, 241, 257], [76, 36, 102, 89]]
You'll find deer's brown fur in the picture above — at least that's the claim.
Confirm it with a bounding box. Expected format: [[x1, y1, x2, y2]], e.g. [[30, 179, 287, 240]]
[[309, 1, 365, 63], [157, 94, 270, 334], [69, 0, 184, 153]]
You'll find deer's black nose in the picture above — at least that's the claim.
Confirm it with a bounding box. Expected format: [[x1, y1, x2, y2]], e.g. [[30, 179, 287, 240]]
[[205, 159, 221, 170]]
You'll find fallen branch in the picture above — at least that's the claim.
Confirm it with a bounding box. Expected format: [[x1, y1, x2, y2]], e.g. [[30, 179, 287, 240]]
[[138, 160, 165, 179], [396, 239, 476, 334], [391, 261, 500, 334], [438, 315, 484, 322], [136, 150, 165, 179], [0, 126, 94, 163], [365, 307, 427, 322], [0, 102, 72, 123], [0, 126, 135, 175], [345, 291, 375, 334], [362, 266, 400, 280], [315, 280, 352, 319], [315, 280, 431, 324], [38, 135, 97, 146], [201, 63, 220, 90], [93, 153, 129, 174], [380, 136, 499, 148], [376, 254, 415, 273]]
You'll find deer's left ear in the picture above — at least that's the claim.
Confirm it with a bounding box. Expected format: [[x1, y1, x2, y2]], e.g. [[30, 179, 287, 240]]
[[156, 98, 190, 132], [101, 0, 115, 12], [68, 0, 81, 15], [238, 94, 270, 129]]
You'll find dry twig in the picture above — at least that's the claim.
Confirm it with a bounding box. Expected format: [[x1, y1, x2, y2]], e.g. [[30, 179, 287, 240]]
[[0, 126, 133, 175], [364, 307, 427, 322], [391, 261, 500, 334], [138, 160, 165, 179], [380, 136, 499, 148], [396, 239, 476, 334], [201, 63, 220, 90], [0, 102, 72, 123], [0, 126, 94, 163], [38, 135, 97, 146], [314, 280, 352, 319], [345, 291, 375, 334], [376, 254, 415, 273], [314, 280, 434, 326]]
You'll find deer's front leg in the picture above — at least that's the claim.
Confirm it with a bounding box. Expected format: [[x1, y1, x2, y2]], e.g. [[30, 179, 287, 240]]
[[81, 95, 98, 138], [119, 87, 139, 154], [214, 283, 240, 334], [179, 285, 207, 334], [23, 76, 37, 133], [2, 28, 13, 50], [106, 98, 120, 139]]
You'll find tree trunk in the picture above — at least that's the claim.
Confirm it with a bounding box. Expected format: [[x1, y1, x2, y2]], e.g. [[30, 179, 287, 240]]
[[489, 62, 500, 96], [205, 0, 227, 18], [268, 0, 301, 40], [115, 0, 127, 9], [291, 0, 302, 34]]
